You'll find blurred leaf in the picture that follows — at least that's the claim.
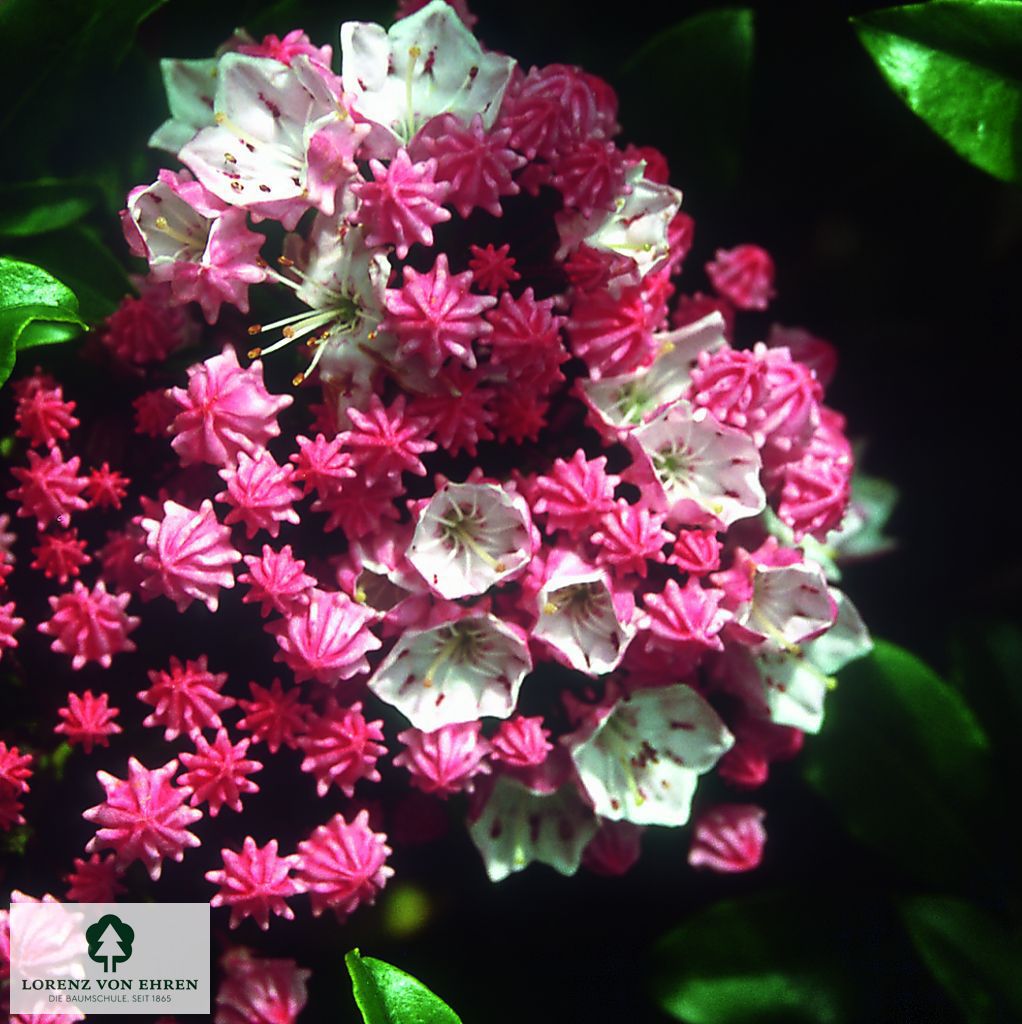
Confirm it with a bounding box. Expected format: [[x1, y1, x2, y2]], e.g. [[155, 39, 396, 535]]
[[12, 225, 132, 322], [853, 1, 1022, 183], [650, 891, 868, 1023], [0, 180, 104, 238], [900, 896, 1022, 1023], [804, 639, 993, 886], [0, 257, 87, 385], [948, 620, 1022, 765], [345, 949, 462, 1024], [618, 8, 754, 187], [0, 0, 168, 144]]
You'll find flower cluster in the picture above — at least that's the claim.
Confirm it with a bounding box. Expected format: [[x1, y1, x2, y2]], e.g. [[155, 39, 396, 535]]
[[0, 0, 891, 1016]]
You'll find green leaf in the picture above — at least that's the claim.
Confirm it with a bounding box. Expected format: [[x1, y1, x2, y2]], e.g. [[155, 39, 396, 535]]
[[650, 892, 869, 1023], [0, 0, 168, 142], [345, 950, 462, 1024], [853, 1, 1022, 183], [900, 896, 1022, 1023], [0, 257, 86, 386], [618, 8, 754, 188], [12, 225, 132, 322], [948, 620, 1022, 762], [0, 180, 102, 238], [804, 639, 993, 886]]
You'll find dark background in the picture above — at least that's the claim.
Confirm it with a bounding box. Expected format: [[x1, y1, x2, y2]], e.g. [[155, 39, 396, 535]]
[[3, 0, 1020, 1020]]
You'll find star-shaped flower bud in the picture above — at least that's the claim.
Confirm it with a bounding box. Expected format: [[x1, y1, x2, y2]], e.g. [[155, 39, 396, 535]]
[[271, 588, 381, 685], [206, 836, 304, 930], [0, 602, 20, 662], [393, 721, 491, 796], [179, 728, 263, 816], [38, 581, 139, 670], [237, 678, 309, 753], [296, 810, 393, 919], [239, 545, 317, 617], [407, 481, 533, 599], [14, 379, 78, 448], [351, 148, 451, 258], [297, 699, 386, 797], [7, 447, 89, 530], [491, 716, 553, 768], [338, 394, 437, 483], [84, 757, 202, 880], [216, 450, 302, 539], [383, 254, 496, 373], [591, 500, 673, 578], [169, 347, 292, 468], [139, 498, 242, 613], [566, 684, 733, 827], [627, 400, 765, 528], [706, 244, 775, 311], [412, 113, 525, 218], [139, 655, 235, 741], [341, 0, 515, 149], [688, 804, 767, 873], [54, 691, 122, 753], [533, 553, 635, 676], [215, 948, 311, 1024], [370, 611, 531, 731], [581, 820, 644, 876], [64, 853, 126, 903], [531, 450, 620, 537], [468, 776, 598, 882], [640, 577, 730, 654]]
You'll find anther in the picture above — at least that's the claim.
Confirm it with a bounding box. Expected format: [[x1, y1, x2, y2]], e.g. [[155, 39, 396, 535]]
[[292, 372, 306, 387], [247, 325, 262, 336], [247, 347, 262, 359]]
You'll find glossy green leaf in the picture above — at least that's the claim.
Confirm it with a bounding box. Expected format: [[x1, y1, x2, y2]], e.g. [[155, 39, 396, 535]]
[[0, 180, 101, 237], [650, 892, 870, 1023], [618, 8, 754, 187], [853, 1, 1022, 183], [900, 896, 1022, 1023], [804, 639, 993, 886], [0, 257, 86, 385], [345, 949, 462, 1024]]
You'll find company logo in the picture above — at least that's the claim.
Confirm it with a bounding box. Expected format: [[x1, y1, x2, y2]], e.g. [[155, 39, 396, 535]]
[[10, 902, 210, 1015], [86, 914, 135, 973]]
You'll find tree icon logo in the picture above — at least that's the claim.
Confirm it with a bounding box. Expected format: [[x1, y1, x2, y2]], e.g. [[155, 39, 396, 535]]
[[86, 914, 134, 973]]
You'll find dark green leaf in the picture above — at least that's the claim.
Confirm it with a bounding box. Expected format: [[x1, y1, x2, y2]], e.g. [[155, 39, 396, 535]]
[[804, 639, 993, 886], [650, 892, 870, 1023], [900, 896, 1022, 1023], [948, 620, 1022, 764], [0, 257, 86, 385], [618, 9, 754, 188], [345, 949, 462, 1024], [0, 0, 168, 140], [12, 226, 132, 321], [853, 1, 1022, 183], [0, 180, 102, 237]]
